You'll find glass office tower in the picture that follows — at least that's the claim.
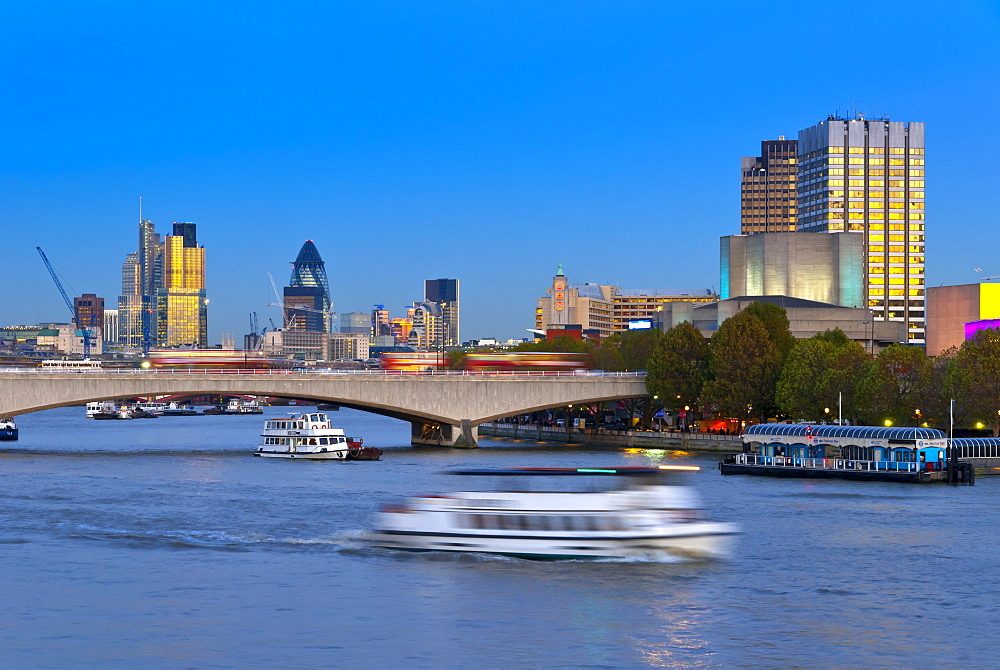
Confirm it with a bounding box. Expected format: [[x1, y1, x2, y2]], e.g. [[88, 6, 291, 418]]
[[796, 116, 925, 344], [285, 240, 331, 333], [156, 223, 208, 347]]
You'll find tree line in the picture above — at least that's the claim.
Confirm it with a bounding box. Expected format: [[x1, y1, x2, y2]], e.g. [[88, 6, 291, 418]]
[[489, 303, 1000, 435]]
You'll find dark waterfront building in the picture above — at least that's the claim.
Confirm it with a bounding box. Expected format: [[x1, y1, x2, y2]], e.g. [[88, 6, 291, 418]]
[[740, 137, 799, 234], [285, 241, 331, 333], [73, 293, 104, 333], [424, 278, 460, 346]]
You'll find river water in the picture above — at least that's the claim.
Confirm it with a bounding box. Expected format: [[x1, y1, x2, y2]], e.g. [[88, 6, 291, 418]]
[[1, 406, 996, 668]]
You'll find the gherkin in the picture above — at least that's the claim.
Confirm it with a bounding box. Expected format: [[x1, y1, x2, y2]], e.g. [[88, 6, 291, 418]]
[[284, 240, 331, 332]]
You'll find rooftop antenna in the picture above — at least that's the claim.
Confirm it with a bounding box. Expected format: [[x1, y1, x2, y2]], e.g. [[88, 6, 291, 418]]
[[139, 195, 142, 222]]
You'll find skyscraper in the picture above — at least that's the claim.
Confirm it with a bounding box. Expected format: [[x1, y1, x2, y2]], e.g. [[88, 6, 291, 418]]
[[424, 278, 459, 346], [740, 137, 798, 234], [118, 252, 143, 348], [156, 223, 208, 347], [284, 241, 331, 333], [796, 116, 925, 344]]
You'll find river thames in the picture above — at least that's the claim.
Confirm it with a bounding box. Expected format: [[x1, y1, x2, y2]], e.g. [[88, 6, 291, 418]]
[[1, 406, 996, 668]]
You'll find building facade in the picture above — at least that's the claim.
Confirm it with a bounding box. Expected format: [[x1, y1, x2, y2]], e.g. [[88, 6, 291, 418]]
[[285, 240, 331, 333], [535, 267, 717, 339], [721, 231, 864, 307], [796, 116, 926, 344], [156, 223, 208, 347], [340, 312, 371, 335], [741, 137, 798, 234], [926, 283, 1000, 356], [424, 278, 460, 347]]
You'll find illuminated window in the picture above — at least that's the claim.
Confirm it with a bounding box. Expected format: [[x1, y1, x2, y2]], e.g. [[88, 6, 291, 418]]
[[849, 212, 864, 219], [908, 213, 925, 220], [888, 213, 904, 219], [889, 278, 904, 285], [870, 223, 885, 230], [909, 148, 925, 155], [909, 170, 924, 176], [869, 190, 885, 198], [849, 222, 864, 231], [849, 157, 864, 165], [910, 224, 924, 231], [909, 289, 925, 296], [868, 158, 885, 165], [849, 179, 864, 186], [889, 289, 905, 296], [910, 159, 925, 165], [829, 168, 844, 175], [911, 191, 924, 198], [889, 234, 905, 242], [829, 179, 844, 186], [889, 224, 905, 230], [869, 169, 885, 176], [870, 179, 885, 186], [889, 148, 905, 154], [828, 156, 845, 164], [869, 289, 885, 296], [889, 169, 906, 176], [829, 147, 845, 153], [870, 234, 885, 242], [888, 180, 905, 187], [869, 245, 885, 252], [909, 202, 925, 209], [870, 212, 885, 219], [868, 147, 882, 154], [848, 190, 865, 197], [888, 267, 904, 274], [889, 159, 905, 166], [849, 147, 864, 154], [849, 169, 865, 176]]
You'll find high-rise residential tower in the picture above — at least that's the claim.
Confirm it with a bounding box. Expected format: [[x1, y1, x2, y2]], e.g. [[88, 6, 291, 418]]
[[796, 116, 925, 344], [156, 222, 207, 347], [284, 241, 331, 333], [424, 278, 459, 346], [740, 137, 799, 234]]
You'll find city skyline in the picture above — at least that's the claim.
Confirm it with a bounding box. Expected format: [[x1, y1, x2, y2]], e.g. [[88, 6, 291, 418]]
[[2, 2, 998, 342]]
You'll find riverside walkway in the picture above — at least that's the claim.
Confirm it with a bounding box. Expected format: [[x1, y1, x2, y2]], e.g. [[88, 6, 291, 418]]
[[0, 369, 648, 447]]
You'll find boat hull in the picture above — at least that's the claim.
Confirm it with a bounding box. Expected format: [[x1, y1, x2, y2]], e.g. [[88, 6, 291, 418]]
[[719, 462, 942, 483], [0, 429, 17, 441], [371, 523, 738, 560], [254, 449, 349, 460]]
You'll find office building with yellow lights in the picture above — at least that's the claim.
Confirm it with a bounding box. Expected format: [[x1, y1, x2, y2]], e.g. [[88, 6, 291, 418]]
[[796, 116, 925, 344], [741, 137, 798, 234], [156, 223, 208, 347]]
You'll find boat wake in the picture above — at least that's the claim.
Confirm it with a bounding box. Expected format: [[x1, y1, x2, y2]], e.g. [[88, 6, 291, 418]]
[[63, 524, 380, 553]]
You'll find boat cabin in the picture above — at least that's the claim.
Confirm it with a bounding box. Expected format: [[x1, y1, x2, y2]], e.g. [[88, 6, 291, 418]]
[[742, 424, 949, 470], [264, 413, 332, 431]]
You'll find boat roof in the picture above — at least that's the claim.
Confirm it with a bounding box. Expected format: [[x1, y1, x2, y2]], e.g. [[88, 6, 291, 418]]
[[444, 466, 699, 477], [951, 437, 1000, 446], [743, 424, 946, 440]]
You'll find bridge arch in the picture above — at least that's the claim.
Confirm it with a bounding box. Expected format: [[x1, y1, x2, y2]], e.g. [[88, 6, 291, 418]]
[[0, 372, 649, 447]]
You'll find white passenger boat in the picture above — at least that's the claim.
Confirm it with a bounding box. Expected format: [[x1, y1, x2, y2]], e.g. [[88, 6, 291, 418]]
[[86, 401, 117, 419], [372, 466, 739, 560], [254, 411, 355, 459], [222, 398, 264, 414]]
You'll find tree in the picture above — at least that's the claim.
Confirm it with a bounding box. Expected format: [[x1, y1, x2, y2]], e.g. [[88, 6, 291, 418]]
[[743, 301, 795, 362], [946, 329, 1000, 435], [645, 322, 708, 410], [596, 328, 663, 372], [702, 310, 781, 421], [775, 330, 868, 423], [856, 343, 932, 427]]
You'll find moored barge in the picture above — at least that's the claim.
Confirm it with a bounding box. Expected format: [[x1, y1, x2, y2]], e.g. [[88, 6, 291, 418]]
[[720, 424, 974, 484]]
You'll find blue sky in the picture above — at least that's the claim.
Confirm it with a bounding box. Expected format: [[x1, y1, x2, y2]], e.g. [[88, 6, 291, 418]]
[[3, 1, 999, 342]]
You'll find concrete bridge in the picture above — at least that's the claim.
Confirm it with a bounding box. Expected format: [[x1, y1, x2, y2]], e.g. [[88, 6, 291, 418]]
[[0, 371, 649, 447]]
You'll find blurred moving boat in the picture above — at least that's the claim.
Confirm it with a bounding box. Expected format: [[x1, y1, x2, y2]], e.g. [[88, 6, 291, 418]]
[[0, 417, 17, 441], [222, 399, 264, 415], [372, 466, 738, 560]]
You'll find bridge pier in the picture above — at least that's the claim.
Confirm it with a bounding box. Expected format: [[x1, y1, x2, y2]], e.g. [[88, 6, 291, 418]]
[[411, 419, 479, 448]]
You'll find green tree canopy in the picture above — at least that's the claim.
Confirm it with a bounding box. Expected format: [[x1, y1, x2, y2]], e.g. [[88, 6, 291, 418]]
[[645, 321, 708, 409], [775, 330, 867, 423], [945, 328, 1000, 436], [856, 343, 931, 426], [702, 310, 781, 419], [743, 301, 796, 362]]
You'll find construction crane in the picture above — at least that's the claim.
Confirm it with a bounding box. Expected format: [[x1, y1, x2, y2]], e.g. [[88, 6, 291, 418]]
[[36, 247, 95, 358]]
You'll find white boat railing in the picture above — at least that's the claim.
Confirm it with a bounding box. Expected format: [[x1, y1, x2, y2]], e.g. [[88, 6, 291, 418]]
[[730, 452, 928, 473], [0, 368, 646, 378]]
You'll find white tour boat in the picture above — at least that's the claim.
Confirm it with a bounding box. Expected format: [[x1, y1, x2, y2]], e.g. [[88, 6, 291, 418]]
[[372, 466, 739, 560], [255, 411, 355, 459], [0, 417, 17, 441]]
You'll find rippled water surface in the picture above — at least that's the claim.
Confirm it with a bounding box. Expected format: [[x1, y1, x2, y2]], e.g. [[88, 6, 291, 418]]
[[1, 406, 997, 667]]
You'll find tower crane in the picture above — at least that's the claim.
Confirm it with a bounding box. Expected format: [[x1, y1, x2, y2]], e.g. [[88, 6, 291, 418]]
[[36, 247, 95, 358]]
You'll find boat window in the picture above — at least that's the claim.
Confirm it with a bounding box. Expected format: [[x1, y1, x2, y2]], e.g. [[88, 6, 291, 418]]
[[319, 438, 327, 445], [309, 438, 317, 445]]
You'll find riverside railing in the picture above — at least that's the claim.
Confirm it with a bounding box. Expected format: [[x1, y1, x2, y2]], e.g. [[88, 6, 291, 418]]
[[0, 368, 646, 378], [729, 452, 924, 473]]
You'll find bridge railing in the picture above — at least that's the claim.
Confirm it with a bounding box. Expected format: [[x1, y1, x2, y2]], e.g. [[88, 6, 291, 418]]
[[0, 367, 646, 378]]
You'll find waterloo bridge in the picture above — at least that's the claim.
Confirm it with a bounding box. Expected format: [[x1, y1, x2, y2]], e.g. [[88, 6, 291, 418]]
[[0, 370, 649, 447]]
